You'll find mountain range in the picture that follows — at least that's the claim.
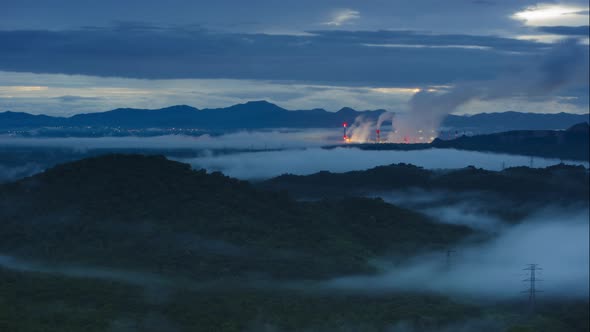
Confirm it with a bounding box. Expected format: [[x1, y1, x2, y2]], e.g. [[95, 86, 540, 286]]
[[1, 100, 588, 133], [0, 101, 384, 130]]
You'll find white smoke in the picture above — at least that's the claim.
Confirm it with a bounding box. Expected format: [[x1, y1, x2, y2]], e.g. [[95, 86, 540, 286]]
[[392, 39, 589, 142], [376, 112, 395, 129], [345, 112, 397, 143], [345, 115, 376, 143]]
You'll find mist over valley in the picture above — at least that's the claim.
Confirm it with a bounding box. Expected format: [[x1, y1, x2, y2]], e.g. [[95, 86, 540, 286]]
[[1, 1, 589, 330]]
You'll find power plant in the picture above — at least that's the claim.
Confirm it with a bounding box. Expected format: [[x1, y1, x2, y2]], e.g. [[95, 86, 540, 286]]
[[343, 122, 350, 142], [342, 122, 346, 139], [341, 119, 437, 144]]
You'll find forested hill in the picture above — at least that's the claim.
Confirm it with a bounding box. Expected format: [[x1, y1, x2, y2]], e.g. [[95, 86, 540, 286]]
[[0, 154, 469, 280], [432, 122, 590, 161], [260, 162, 589, 204], [0, 154, 587, 332]]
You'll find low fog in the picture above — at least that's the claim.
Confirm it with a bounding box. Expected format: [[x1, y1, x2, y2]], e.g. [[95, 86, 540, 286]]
[[0, 254, 173, 288], [2, 130, 587, 182], [0, 129, 337, 150], [0, 163, 43, 182], [322, 208, 589, 300], [371, 189, 531, 231], [244, 318, 507, 332], [0, 205, 587, 302], [180, 147, 587, 179], [1, 131, 588, 303]]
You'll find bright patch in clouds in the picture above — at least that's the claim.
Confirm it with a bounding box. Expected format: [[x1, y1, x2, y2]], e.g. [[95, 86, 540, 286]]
[[323, 9, 360, 26], [512, 3, 589, 26], [0, 71, 417, 115], [0, 71, 586, 116], [0, 86, 49, 92], [515, 34, 569, 43], [371, 87, 421, 94]]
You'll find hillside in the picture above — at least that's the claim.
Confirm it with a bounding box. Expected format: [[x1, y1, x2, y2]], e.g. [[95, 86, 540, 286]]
[[260, 162, 589, 217], [443, 112, 590, 132], [345, 123, 590, 161], [0, 154, 469, 280], [432, 122, 590, 161], [0, 155, 587, 331]]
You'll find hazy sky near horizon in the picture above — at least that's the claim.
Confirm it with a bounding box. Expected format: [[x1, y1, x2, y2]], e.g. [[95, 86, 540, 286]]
[[0, 1, 588, 115]]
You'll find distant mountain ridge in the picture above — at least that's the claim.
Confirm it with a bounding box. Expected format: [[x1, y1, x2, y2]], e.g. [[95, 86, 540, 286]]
[[348, 122, 589, 161], [442, 111, 590, 132], [432, 122, 590, 161], [0, 101, 388, 130], [1, 100, 588, 132]]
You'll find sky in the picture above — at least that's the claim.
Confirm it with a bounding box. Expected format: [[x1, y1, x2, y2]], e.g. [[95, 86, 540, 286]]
[[0, 0, 588, 115]]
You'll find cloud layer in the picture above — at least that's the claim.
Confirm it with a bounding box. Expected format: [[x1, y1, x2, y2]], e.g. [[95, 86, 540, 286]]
[[323, 208, 590, 299], [0, 28, 561, 85], [2, 131, 588, 182], [179, 146, 587, 179]]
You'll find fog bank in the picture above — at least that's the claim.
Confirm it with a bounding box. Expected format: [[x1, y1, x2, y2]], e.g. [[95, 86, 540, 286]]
[[2, 130, 587, 181], [180, 147, 588, 179], [0, 129, 337, 150], [322, 209, 590, 299], [372, 189, 529, 231]]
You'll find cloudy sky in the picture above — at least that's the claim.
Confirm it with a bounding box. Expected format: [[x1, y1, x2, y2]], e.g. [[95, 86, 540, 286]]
[[0, 0, 588, 115]]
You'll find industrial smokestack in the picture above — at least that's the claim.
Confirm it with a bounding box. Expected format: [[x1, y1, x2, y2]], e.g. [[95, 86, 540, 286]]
[[343, 122, 348, 141]]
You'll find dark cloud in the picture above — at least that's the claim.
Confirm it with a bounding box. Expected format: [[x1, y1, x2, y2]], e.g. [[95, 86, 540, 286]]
[[536, 25, 590, 36], [0, 0, 541, 32], [0, 27, 551, 86]]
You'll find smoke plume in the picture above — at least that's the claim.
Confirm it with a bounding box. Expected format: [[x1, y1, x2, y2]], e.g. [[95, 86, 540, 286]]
[[390, 39, 589, 142]]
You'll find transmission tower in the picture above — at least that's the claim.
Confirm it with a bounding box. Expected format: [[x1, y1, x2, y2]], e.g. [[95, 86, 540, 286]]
[[522, 264, 543, 313]]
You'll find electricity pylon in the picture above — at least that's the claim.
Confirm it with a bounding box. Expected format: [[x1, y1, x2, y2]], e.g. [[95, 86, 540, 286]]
[[522, 264, 543, 313]]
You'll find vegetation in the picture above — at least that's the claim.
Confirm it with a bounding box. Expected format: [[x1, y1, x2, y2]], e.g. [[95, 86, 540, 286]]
[[1, 267, 587, 332], [0, 154, 470, 280], [431, 122, 590, 161], [261, 162, 589, 206], [0, 154, 587, 331]]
